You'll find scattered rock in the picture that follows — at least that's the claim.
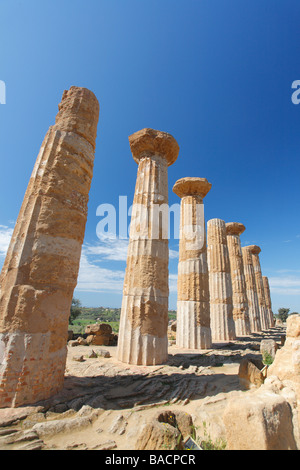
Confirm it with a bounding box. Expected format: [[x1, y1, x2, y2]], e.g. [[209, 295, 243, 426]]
[[88, 349, 98, 358], [72, 355, 85, 362], [260, 339, 278, 363], [238, 358, 265, 389], [135, 410, 193, 450], [96, 349, 111, 358]]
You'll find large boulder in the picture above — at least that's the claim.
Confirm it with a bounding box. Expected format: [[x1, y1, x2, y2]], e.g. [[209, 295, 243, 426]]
[[268, 314, 300, 387], [85, 323, 116, 346], [135, 410, 193, 450], [223, 388, 297, 450]]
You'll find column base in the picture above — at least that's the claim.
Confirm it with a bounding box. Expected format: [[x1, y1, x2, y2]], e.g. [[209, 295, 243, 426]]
[[210, 304, 236, 341], [117, 295, 168, 365], [0, 330, 66, 408], [176, 300, 212, 349]]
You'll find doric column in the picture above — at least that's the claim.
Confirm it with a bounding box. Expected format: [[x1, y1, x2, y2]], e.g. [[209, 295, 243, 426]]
[[249, 245, 269, 330], [173, 177, 212, 349], [262, 276, 275, 328], [207, 219, 236, 341], [0, 87, 99, 408], [226, 223, 251, 336], [242, 246, 261, 332], [117, 128, 179, 365]]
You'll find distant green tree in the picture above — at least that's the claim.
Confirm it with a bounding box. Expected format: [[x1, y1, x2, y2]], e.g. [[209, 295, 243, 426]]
[[277, 308, 290, 323], [69, 298, 82, 325]]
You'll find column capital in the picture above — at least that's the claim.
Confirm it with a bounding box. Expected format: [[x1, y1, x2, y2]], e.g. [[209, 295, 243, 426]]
[[128, 128, 179, 166], [247, 245, 261, 255], [173, 177, 212, 199], [226, 222, 245, 236]]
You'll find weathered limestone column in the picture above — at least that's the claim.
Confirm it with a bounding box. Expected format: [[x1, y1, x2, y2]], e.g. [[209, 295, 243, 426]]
[[263, 276, 275, 327], [226, 223, 251, 336], [0, 87, 99, 408], [249, 245, 269, 330], [117, 128, 179, 365], [173, 177, 212, 349], [207, 219, 236, 341], [242, 246, 261, 332]]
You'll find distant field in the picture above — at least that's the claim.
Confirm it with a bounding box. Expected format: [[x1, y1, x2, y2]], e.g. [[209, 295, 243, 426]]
[[69, 306, 177, 335]]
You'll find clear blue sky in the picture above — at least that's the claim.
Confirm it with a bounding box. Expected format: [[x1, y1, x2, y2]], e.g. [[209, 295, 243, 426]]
[[0, 0, 300, 313]]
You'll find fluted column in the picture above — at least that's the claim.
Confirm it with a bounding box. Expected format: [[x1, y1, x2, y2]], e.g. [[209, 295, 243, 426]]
[[226, 223, 251, 336], [117, 128, 179, 365], [262, 276, 275, 327], [207, 219, 236, 341], [0, 87, 99, 408], [173, 177, 212, 349], [242, 246, 261, 332], [249, 245, 269, 330]]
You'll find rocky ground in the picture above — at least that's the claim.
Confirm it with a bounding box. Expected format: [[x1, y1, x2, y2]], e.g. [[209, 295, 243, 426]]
[[0, 326, 286, 450]]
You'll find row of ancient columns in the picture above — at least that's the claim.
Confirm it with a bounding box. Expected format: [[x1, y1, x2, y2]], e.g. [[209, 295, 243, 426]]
[[117, 129, 275, 364], [0, 89, 274, 409]]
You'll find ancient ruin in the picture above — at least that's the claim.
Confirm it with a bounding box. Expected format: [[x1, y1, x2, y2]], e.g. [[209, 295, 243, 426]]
[[242, 246, 262, 332], [0, 87, 99, 408], [226, 223, 251, 336], [173, 177, 212, 349], [117, 128, 179, 365], [0, 87, 297, 452], [207, 219, 236, 341], [263, 276, 275, 328], [249, 245, 269, 330]]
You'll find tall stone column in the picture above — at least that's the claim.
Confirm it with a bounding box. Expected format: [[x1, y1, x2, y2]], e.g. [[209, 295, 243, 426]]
[[0, 87, 99, 408], [173, 177, 212, 349], [262, 276, 275, 327], [226, 223, 251, 336], [242, 246, 261, 332], [117, 128, 179, 365], [207, 219, 236, 341], [249, 245, 269, 330]]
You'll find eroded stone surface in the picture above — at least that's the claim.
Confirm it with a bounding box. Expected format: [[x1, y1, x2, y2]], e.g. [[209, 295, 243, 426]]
[[242, 246, 261, 333], [263, 276, 275, 328], [226, 222, 251, 336], [207, 219, 236, 341], [249, 245, 269, 330], [174, 177, 212, 349], [0, 87, 99, 408], [117, 129, 179, 365]]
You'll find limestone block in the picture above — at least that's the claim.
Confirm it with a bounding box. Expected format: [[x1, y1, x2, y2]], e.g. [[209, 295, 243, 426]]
[[268, 314, 300, 387], [223, 389, 297, 450], [260, 339, 278, 363]]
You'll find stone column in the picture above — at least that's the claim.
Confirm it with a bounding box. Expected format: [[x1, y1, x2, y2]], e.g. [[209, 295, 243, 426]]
[[242, 246, 261, 332], [249, 245, 269, 330], [207, 219, 236, 341], [226, 223, 251, 336], [173, 177, 212, 349], [0, 87, 99, 408], [262, 276, 275, 328], [117, 128, 179, 365]]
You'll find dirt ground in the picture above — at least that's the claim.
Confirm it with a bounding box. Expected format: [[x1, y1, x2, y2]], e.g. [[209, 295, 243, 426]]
[[0, 326, 285, 450]]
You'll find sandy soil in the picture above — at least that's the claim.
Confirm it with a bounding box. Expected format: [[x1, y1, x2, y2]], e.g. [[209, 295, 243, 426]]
[[0, 326, 285, 450]]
